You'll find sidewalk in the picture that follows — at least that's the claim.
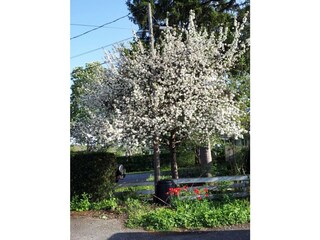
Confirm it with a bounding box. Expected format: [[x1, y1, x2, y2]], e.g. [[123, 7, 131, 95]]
[[71, 215, 250, 240]]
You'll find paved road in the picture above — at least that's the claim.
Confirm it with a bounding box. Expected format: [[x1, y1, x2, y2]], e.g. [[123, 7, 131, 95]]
[[71, 216, 250, 240], [108, 230, 250, 240], [118, 172, 152, 183], [118, 171, 172, 184]]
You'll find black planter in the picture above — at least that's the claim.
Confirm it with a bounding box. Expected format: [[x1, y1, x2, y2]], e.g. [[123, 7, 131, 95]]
[[154, 180, 176, 205]]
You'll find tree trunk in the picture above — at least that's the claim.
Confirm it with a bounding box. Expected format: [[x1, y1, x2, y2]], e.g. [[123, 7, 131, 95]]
[[153, 134, 161, 187], [86, 140, 94, 152], [199, 141, 212, 177], [194, 148, 200, 165], [169, 130, 179, 179]]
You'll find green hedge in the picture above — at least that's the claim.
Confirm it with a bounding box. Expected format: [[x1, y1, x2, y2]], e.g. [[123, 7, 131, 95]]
[[70, 152, 116, 201], [116, 153, 172, 172], [116, 151, 197, 173]]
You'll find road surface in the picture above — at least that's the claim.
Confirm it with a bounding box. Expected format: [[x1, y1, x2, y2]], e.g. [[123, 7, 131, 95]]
[[71, 216, 250, 240]]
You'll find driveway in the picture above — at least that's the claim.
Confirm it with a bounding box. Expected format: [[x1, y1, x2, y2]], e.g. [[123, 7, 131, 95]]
[[71, 216, 250, 240]]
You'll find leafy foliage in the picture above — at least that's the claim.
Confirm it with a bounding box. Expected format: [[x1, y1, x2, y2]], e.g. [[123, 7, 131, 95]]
[[116, 153, 171, 172], [70, 62, 107, 148], [125, 198, 250, 230], [116, 151, 195, 172], [70, 193, 119, 211], [70, 187, 250, 231], [91, 197, 118, 211], [70, 193, 91, 212], [70, 152, 117, 201]]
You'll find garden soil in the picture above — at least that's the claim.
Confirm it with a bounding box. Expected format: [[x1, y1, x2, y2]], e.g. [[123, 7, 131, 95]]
[[71, 211, 250, 240]]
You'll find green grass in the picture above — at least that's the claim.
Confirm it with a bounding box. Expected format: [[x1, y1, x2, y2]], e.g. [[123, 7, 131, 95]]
[[146, 174, 171, 182], [114, 185, 154, 192]]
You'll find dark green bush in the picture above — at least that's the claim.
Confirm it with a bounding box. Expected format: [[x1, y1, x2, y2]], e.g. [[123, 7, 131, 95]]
[[117, 153, 171, 172], [177, 150, 196, 168], [116, 150, 199, 173], [70, 152, 116, 201], [179, 166, 203, 178]]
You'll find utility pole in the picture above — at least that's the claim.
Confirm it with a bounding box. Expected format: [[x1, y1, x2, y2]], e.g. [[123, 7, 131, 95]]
[[147, 2, 160, 188], [147, 2, 154, 56]]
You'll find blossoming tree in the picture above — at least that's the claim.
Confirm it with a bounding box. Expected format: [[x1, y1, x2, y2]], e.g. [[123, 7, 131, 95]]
[[78, 10, 249, 184], [70, 62, 109, 151]]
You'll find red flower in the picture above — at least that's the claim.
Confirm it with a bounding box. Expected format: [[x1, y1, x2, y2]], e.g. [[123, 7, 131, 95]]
[[204, 188, 209, 193], [197, 196, 202, 200], [167, 188, 175, 196], [167, 187, 181, 196], [205, 193, 209, 198], [194, 189, 200, 195]]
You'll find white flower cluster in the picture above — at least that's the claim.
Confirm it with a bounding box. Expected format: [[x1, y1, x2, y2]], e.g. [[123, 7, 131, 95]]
[[79, 10, 249, 148]]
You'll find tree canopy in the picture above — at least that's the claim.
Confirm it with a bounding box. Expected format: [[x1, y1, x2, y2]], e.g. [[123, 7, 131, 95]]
[[71, 8, 250, 181], [76, 10, 249, 151], [126, 0, 250, 74], [127, 0, 251, 137], [70, 62, 108, 149]]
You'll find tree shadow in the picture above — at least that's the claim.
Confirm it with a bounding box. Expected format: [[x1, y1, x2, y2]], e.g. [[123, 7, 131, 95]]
[[107, 229, 250, 240]]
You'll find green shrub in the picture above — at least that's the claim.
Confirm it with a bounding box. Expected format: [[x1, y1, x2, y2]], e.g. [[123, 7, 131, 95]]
[[70, 152, 116, 201], [177, 150, 195, 168], [70, 193, 91, 211], [70, 193, 121, 212], [124, 198, 149, 228], [117, 153, 171, 172], [178, 166, 203, 178], [141, 208, 177, 231], [126, 197, 250, 231], [91, 197, 118, 211]]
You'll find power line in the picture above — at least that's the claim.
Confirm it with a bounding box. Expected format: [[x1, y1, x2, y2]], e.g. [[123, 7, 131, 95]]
[[70, 14, 130, 40], [71, 23, 132, 30], [70, 37, 133, 59], [70, 7, 146, 40]]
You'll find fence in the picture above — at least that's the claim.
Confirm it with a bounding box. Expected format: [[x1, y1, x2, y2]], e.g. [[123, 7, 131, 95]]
[[115, 175, 250, 200]]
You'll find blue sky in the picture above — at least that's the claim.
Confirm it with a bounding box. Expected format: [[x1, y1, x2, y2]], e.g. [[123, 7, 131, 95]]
[[70, 0, 139, 72]]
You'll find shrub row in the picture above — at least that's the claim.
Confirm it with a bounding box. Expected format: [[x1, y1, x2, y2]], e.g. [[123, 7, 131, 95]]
[[116, 151, 198, 173], [116, 153, 171, 172], [70, 192, 118, 212], [70, 152, 116, 201]]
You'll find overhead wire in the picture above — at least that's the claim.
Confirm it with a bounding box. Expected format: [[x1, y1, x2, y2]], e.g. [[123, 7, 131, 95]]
[[70, 7, 146, 40], [70, 14, 130, 40], [71, 23, 132, 30], [70, 37, 133, 59]]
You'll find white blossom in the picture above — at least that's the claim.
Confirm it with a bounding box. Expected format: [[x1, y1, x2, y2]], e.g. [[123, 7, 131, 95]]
[[78, 10, 249, 148]]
